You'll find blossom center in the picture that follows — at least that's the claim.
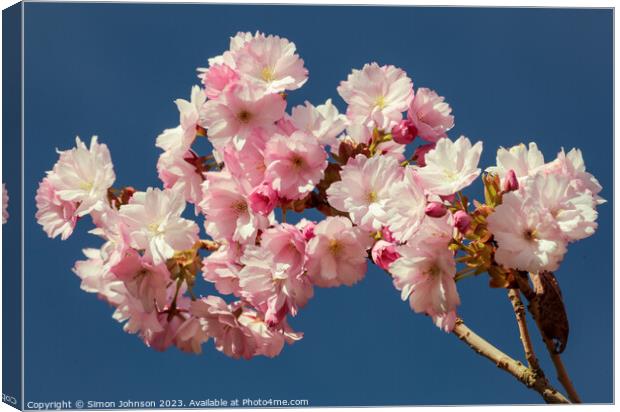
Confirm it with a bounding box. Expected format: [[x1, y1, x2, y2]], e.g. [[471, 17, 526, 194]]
[[147, 222, 164, 235], [366, 190, 378, 204], [261, 66, 276, 82], [232, 200, 248, 214], [237, 110, 253, 124], [291, 155, 305, 169], [523, 229, 538, 242], [426, 264, 441, 278], [375, 95, 386, 110], [328, 239, 343, 256], [443, 169, 459, 181], [80, 181, 94, 191]]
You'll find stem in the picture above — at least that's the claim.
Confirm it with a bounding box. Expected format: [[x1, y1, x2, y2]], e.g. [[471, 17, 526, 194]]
[[453, 319, 569, 404], [507, 288, 542, 372], [516, 273, 582, 403]]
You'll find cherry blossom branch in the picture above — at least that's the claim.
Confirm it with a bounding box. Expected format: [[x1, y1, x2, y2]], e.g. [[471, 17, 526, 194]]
[[515, 273, 582, 403], [452, 319, 569, 404], [507, 288, 542, 372]]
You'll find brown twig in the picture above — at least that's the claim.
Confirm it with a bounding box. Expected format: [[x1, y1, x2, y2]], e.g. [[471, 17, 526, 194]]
[[453, 319, 570, 404], [507, 288, 542, 372], [516, 273, 582, 403]]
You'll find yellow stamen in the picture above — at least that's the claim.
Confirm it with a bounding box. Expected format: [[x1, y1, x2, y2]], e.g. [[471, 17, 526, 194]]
[[328, 239, 343, 256], [261, 66, 276, 82], [375, 96, 386, 110], [366, 191, 378, 203]]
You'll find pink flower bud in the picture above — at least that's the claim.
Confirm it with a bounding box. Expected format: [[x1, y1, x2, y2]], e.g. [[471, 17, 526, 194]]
[[425, 202, 447, 218], [298, 220, 316, 241], [248, 183, 278, 216], [503, 169, 519, 192], [371, 240, 401, 270], [391, 119, 418, 145], [453, 210, 472, 233], [413, 143, 436, 167]]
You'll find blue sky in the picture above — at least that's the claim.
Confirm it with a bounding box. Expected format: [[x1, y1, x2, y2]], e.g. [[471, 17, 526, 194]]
[[19, 3, 612, 406]]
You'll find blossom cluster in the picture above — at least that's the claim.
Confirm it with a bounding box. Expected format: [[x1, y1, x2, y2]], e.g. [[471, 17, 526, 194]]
[[35, 32, 604, 358]]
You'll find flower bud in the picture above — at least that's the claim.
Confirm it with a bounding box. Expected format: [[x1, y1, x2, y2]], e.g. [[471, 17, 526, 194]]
[[413, 143, 436, 167], [391, 119, 418, 145], [371, 240, 400, 270], [425, 202, 448, 218], [248, 183, 278, 216], [297, 219, 317, 241], [453, 210, 472, 233], [503, 169, 519, 192]]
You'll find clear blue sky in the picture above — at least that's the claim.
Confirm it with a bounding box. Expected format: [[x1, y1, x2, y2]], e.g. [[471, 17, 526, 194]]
[[20, 3, 612, 406]]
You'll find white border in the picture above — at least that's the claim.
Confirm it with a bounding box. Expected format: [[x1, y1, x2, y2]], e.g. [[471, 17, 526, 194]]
[[0, 2, 616, 412]]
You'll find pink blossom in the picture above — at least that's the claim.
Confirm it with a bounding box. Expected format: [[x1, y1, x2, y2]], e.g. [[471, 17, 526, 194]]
[[191, 297, 254, 359], [88, 208, 132, 267], [156, 86, 207, 154], [306, 217, 373, 287], [157, 149, 205, 205], [47, 136, 116, 216], [191, 297, 301, 359], [2, 183, 7, 224], [222, 134, 267, 188], [385, 167, 428, 242], [371, 240, 400, 270], [200, 170, 271, 244], [391, 119, 417, 145], [72, 247, 126, 305], [261, 223, 307, 277], [288, 99, 348, 147], [248, 182, 278, 216], [408, 88, 454, 142], [202, 242, 243, 296], [234, 34, 308, 93], [264, 131, 327, 200], [119, 188, 199, 265], [200, 81, 286, 150], [35, 177, 78, 240], [201, 64, 239, 99], [544, 148, 605, 205], [416, 136, 483, 196], [486, 142, 545, 186], [238, 244, 313, 325], [389, 230, 460, 333], [338, 63, 413, 131], [518, 173, 598, 242], [172, 314, 211, 354], [326, 154, 403, 231], [110, 248, 171, 313], [74, 247, 170, 346], [487, 185, 567, 273], [114, 292, 166, 346]]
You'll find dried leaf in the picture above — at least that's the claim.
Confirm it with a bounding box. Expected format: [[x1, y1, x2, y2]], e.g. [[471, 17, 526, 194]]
[[533, 271, 569, 354]]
